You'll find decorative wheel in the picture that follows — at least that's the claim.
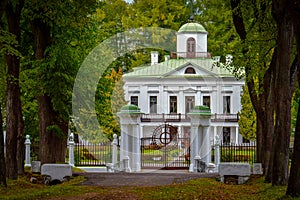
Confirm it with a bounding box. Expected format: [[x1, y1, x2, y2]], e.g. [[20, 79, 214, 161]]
[[43, 175, 51, 185], [151, 123, 178, 149]]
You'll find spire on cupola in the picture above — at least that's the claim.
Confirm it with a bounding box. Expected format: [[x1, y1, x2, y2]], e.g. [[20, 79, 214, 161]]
[[189, 0, 194, 21]]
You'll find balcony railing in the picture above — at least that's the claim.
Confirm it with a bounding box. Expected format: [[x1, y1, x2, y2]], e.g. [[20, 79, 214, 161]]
[[140, 113, 239, 123], [170, 52, 212, 59]]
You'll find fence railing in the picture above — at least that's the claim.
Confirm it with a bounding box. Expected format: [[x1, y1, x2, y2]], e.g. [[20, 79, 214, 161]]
[[218, 143, 256, 164], [72, 142, 112, 166]]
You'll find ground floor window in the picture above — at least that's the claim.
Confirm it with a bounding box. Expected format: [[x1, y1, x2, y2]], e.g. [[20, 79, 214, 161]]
[[169, 96, 177, 113], [223, 127, 231, 144]]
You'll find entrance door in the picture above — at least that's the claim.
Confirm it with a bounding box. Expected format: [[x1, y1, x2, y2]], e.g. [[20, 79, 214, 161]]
[[185, 96, 195, 114]]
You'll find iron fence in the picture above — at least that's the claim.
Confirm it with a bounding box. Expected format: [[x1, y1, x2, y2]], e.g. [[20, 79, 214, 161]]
[[219, 143, 256, 164], [73, 141, 112, 166]]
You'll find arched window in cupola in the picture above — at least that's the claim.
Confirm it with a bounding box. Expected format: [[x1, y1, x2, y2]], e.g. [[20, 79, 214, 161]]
[[187, 37, 196, 58], [185, 67, 196, 74]]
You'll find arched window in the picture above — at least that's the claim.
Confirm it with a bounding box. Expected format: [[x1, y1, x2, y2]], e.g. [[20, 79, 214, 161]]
[[187, 37, 196, 58], [185, 67, 196, 74]]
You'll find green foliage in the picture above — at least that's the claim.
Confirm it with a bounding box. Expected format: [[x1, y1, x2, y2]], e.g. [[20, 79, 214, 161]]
[[194, 0, 239, 58], [291, 87, 300, 135], [95, 67, 127, 142], [123, 0, 187, 30], [239, 86, 256, 140]]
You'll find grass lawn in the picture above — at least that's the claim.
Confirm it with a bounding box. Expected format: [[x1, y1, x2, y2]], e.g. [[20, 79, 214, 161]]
[[1, 173, 300, 200]]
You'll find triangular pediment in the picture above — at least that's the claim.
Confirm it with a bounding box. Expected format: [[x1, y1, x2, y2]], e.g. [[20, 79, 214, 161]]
[[162, 61, 218, 77]]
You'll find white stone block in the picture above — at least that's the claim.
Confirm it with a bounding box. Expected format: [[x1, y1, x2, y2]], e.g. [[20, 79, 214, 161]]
[[219, 163, 251, 176], [253, 163, 263, 175], [41, 164, 72, 184], [31, 161, 41, 173]]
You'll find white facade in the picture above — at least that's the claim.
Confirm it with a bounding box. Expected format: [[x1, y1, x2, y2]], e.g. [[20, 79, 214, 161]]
[[123, 22, 245, 145]]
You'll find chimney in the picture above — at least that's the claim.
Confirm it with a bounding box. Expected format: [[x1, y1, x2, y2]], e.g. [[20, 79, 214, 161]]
[[164, 55, 170, 61], [151, 51, 158, 65], [225, 54, 233, 65], [213, 56, 220, 62]]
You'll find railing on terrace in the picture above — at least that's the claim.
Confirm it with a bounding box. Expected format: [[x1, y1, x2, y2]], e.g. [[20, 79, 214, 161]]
[[170, 52, 212, 59], [140, 113, 239, 123]]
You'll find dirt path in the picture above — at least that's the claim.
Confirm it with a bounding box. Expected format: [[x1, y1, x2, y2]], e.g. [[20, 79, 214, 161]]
[[48, 172, 218, 200], [76, 172, 218, 187]]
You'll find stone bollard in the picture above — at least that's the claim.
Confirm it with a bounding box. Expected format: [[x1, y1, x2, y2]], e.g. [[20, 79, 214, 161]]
[[68, 132, 75, 167], [24, 135, 31, 167], [123, 156, 131, 172]]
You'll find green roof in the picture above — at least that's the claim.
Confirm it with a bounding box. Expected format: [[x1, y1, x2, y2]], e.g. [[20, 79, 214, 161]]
[[178, 22, 207, 33], [189, 105, 212, 115], [119, 104, 142, 114], [123, 58, 234, 78]]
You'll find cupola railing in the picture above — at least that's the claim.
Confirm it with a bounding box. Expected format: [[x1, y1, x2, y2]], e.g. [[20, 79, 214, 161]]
[[170, 52, 212, 59]]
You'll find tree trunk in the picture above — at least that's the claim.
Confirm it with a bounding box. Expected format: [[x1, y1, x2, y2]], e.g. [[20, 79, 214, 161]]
[[264, 49, 277, 182], [286, 78, 300, 196], [0, 104, 6, 187], [31, 19, 67, 164], [286, 2, 300, 195], [4, 1, 24, 179], [271, 0, 294, 185]]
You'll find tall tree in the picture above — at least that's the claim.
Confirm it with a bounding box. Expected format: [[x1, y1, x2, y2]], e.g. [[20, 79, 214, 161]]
[[286, 1, 300, 195], [271, 0, 297, 185], [229, 0, 277, 177], [4, 0, 24, 179], [0, 0, 7, 185], [0, 101, 5, 186], [25, 0, 98, 163]]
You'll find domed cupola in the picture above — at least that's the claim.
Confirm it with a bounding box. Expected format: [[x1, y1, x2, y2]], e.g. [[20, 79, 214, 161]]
[[176, 22, 208, 58]]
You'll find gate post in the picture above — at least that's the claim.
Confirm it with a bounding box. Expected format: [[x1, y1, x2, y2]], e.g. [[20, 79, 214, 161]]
[[117, 105, 142, 172], [188, 105, 212, 172], [24, 135, 31, 167], [68, 132, 75, 167], [112, 134, 118, 165], [214, 134, 221, 172]]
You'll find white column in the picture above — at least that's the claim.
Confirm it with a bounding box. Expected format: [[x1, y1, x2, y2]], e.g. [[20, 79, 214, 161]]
[[24, 135, 31, 167], [235, 126, 239, 144], [200, 126, 211, 164], [140, 125, 144, 138], [132, 123, 141, 172], [213, 126, 217, 145], [190, 125, 198, 172]]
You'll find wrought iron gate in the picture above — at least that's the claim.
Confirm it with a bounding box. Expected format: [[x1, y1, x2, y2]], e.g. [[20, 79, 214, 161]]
[[141, 124, 190, 169]]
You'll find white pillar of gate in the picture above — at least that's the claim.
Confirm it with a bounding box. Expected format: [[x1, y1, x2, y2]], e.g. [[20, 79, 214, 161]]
[[117, 104, 142, 172], [188, 105, 212, 172]]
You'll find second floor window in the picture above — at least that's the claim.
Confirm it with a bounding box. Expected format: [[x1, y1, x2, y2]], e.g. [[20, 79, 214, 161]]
[[203, 96, 210, 108], [150, 96, 157, 113], [169, 96, 177, 113], [223, 96, 231, 114], [130, 96, 138, 106], [185, 96, 195, 114]]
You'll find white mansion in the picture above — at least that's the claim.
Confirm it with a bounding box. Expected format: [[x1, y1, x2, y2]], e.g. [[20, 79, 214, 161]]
[[122, 22, 245, 145]]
